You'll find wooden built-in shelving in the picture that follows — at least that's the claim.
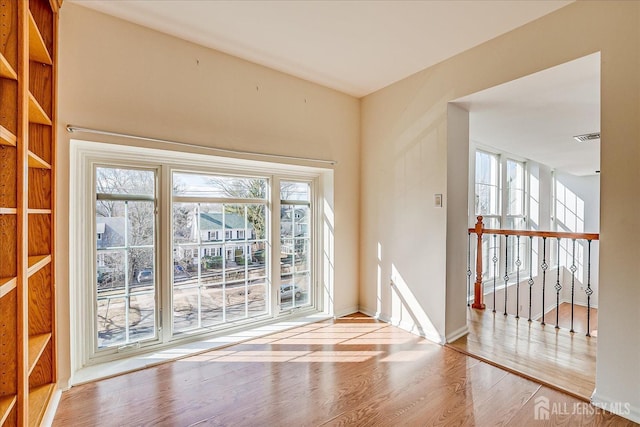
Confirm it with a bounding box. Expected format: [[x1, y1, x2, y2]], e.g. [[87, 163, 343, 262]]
[[27, 333, 52, 374], [1, 0, 58, 424], [28, 384, 55, 427], [0, 277, 17, 298], [28, 92, 52, 126], [0, 53, 17, 80], [27, 255, 52, 277], [0, 125, 17, 146], [0, 395, 17, 425], [27, 150, 51, 169], [28, 12, 52, 65]]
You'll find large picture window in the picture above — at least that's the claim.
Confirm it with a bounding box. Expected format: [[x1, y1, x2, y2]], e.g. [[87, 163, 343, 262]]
[[76, 141, 328, 366]]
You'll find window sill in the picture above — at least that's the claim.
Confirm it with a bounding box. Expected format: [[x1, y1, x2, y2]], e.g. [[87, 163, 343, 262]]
[[71, 311, 331, 387]]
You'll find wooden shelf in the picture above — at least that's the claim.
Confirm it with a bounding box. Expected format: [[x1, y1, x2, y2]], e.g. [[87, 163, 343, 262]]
[[28, 12, 52, 65], [28, 92, 52, 125], [0, 277, 17, 298], [28, 333, 52, 375], [28, 209, 52, 214], [0, 53, 17, 80], [28, 384, 55, 427], [0, 395, 17, 425], [27, 255, 51, 277], [0, 208, 18, 215], [28, 335, 51, 375], [0, 125, 17, 147], [27, 150, 52, 169]]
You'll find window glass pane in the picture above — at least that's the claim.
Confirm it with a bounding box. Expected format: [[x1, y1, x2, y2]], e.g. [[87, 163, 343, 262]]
[[96, 167, 154, 196], [506, 160, 525, 216], [173, 203, 198, 244], [129, 293, 156, 342], [96, 297, 126, 348], [173, 173, 267, 199], [475, 151, 499, 216], [96, 250, 125, 293], [280, 181, 310, 202], [127, 201, 155, 246]]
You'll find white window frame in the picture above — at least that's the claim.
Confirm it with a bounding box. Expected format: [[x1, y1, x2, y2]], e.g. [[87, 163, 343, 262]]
[[70, 140, 333, 373]]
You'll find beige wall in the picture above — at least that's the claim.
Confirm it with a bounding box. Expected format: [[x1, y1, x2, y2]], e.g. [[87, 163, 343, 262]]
[[56, 4, 360, 386], [360, 1, 639, 419]]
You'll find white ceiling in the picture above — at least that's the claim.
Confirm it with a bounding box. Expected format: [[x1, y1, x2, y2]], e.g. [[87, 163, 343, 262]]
[[454, 53, 600, 176], [68, 0, 572, 97], [68, 0, 598, 176]]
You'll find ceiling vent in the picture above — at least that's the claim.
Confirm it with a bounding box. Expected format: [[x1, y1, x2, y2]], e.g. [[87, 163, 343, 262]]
[[573, 132, 600, 143]]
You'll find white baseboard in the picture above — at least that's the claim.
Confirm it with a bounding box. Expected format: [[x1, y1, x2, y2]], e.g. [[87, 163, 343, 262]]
[[591, 389, 640, 423], [41, 388, 62, 427], [333, 305, 359, 319], [445, 324, 469, 343], [357, 305, 385, 321]]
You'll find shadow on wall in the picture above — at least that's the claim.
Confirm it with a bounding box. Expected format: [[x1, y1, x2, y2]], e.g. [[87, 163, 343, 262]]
[[389, 264, 441, 343]]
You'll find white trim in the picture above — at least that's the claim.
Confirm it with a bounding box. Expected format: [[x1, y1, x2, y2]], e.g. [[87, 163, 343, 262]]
[[333, 306, 359, 319], [445, 325, 469, 343], [41, 388, 63, 427], [591, 389, 640, 424]]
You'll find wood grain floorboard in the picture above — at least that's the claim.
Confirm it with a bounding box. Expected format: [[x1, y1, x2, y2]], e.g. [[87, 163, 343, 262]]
[[54, 313, 633, 426], [448, 308, 596, 400]]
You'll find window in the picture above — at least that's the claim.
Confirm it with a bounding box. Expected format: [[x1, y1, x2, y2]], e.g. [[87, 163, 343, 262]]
[[95, 166, 158, 350], [473, 151, 529, 283], [280, 181, 312, 310], [172, 173, 269, 331], [74, 141, 328, 366]]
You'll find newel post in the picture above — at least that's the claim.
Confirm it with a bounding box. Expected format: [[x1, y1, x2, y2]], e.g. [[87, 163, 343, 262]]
[[472, 216, 486, 309]]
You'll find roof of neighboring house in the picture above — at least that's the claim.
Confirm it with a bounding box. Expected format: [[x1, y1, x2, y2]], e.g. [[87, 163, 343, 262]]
[[96, 216, 126, 248], [199, 212, 250, 231], [96, 216, 125, 236]]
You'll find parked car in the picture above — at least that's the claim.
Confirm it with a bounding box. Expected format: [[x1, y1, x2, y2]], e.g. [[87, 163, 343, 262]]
[[280, 284, 305, 301], [137, 269, 154, 283]]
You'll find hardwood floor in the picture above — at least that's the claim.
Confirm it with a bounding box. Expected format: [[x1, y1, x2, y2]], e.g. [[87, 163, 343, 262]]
[[541, 302, 598, 337], [448, 308, 596, 401], [53, 313, 633, 426]]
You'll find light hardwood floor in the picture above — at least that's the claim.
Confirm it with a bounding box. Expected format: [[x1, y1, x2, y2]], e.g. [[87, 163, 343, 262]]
[[541, 303, 598, 337], [448, 307, 596, 401], [53, 313, 633, 426]]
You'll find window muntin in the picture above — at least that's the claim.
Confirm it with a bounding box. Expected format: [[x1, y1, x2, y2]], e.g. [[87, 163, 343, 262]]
[[95, 167, 157, 350]]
